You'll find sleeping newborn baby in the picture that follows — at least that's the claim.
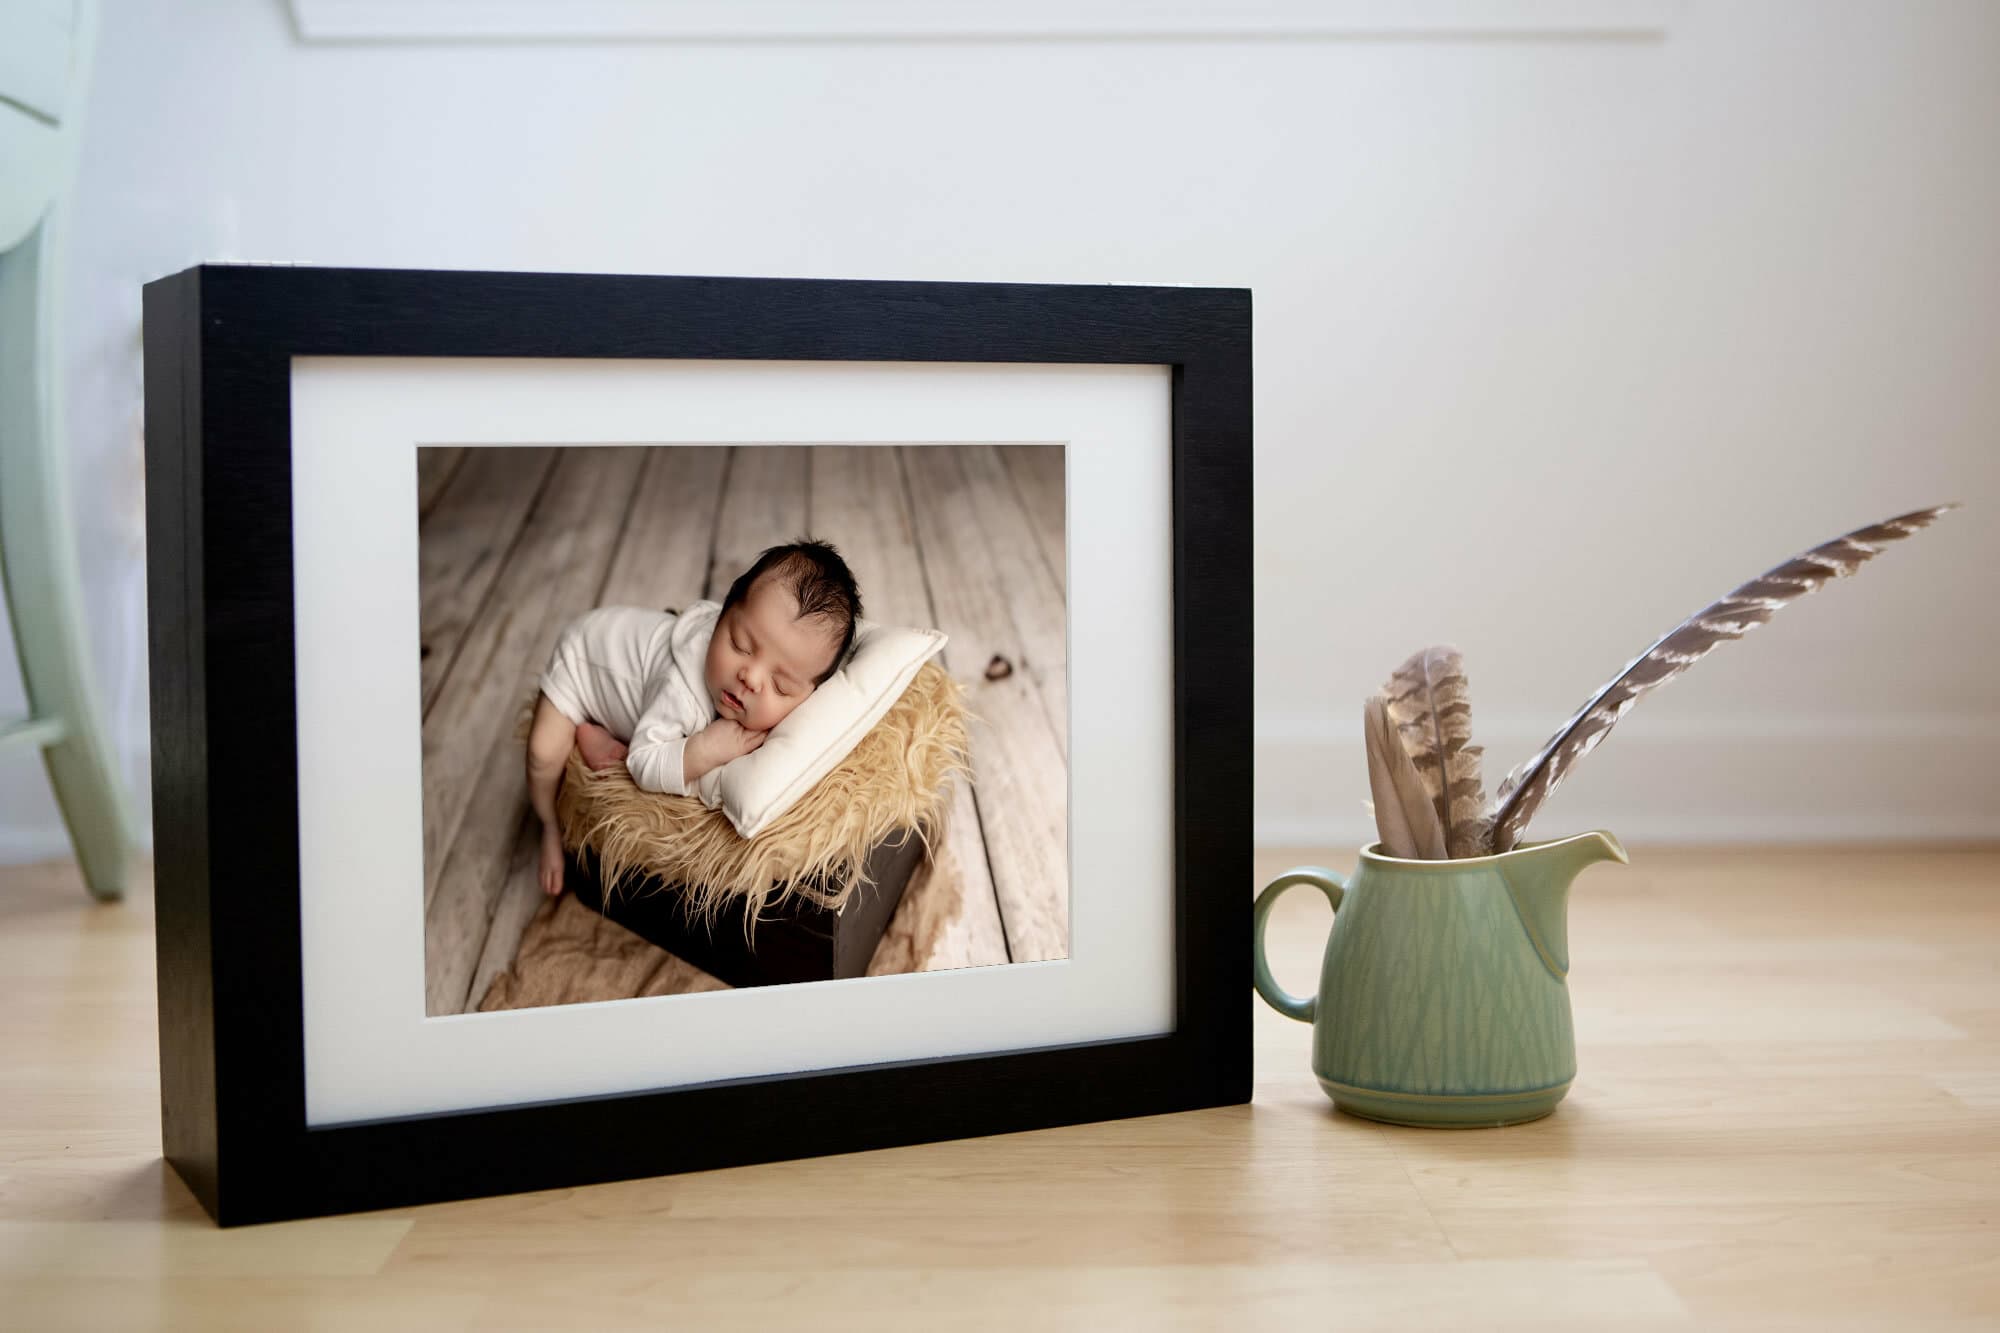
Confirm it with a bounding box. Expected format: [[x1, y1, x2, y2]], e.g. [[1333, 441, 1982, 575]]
[[526, 538, 863, 896]]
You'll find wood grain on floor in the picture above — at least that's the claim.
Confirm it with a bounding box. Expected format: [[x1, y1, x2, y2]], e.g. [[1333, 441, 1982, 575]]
[[5, 844, 1997, 1328]]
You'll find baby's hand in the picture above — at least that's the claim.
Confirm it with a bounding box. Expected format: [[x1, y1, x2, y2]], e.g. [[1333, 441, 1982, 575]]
[[699, 717, 769, 764]]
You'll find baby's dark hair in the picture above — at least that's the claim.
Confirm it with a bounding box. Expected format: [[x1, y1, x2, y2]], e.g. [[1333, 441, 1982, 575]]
[[721, 538, 863, 685]]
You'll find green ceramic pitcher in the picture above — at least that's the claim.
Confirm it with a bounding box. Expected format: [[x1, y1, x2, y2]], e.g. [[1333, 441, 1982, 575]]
[[1253, 830, 1629, 1127]]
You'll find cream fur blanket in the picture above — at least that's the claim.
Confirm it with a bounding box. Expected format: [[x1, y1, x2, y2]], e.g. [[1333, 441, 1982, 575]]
[[519, 661, 971, 928]]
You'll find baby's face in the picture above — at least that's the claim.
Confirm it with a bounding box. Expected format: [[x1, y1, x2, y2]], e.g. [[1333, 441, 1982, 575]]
[[703, 575, 840, 734]]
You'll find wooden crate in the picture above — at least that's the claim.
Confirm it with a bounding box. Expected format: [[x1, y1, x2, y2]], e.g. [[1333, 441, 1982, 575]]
[[564, 831, 928, 988]]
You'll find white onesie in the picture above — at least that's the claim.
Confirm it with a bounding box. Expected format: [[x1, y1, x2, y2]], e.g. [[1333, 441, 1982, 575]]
[[537, 599, 725, 797]]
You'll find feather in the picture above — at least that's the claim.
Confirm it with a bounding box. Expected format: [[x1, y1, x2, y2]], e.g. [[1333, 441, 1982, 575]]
[[1488, 503, 1962, 853], [1363, 694, 1449, 859], [1381, 646, 1493, 858]]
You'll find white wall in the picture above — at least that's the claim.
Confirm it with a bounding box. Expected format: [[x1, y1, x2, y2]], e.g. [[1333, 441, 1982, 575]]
[[3, 0, 1995, 859]]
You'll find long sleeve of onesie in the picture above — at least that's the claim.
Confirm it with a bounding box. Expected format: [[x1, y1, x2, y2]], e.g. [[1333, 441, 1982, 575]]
[[624, 695, 697, 796]]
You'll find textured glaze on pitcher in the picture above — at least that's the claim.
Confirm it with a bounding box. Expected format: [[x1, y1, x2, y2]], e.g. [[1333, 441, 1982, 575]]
[[1252, 830, 1629, 1127]]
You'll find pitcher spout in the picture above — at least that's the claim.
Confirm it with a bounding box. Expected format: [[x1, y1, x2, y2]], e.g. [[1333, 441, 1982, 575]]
[[1499, 829, 1629, 982], [1552, 828, 1629, 876]]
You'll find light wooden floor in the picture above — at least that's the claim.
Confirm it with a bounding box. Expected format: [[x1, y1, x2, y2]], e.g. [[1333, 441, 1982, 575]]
[[5, 845, 1999, 1330], [418, 443, 1067, 1015]]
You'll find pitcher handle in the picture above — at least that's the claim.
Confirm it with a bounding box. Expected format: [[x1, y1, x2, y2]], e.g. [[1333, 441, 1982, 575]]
[[1251, 867, 1346, 1023]]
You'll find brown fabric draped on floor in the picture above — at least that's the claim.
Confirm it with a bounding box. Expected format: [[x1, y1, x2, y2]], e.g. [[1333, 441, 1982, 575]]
[[478, 839, 971, 1010]]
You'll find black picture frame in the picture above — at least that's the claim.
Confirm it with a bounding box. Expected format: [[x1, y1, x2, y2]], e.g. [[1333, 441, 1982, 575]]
[[142, 265, 1251, 1227]]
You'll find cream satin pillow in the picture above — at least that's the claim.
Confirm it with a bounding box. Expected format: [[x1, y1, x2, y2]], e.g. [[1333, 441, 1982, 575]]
[[695, 618, 948, 839]]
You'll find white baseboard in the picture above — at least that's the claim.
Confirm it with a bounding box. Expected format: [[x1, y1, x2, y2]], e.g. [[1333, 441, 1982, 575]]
[[0, 742, 155, 866], [8, 718, 1998, 862], [0, 828, 76, 864], [0, 823, 155, 864], [1256, 811, 2000, 849], [0, 827, 155, 867], [1256, 713, 2000, 850]]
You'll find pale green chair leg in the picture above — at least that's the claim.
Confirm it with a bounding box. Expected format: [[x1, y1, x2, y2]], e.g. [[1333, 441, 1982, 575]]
[[0, 209, 133, 901]]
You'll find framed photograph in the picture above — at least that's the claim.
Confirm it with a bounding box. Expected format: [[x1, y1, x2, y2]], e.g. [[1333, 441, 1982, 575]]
[[142, 265, 1250, 1226]]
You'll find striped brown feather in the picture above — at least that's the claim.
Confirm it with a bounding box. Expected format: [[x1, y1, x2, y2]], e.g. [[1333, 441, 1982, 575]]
[[1382, 645, 1493, 858], [1488, 503, 1962, 853]]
